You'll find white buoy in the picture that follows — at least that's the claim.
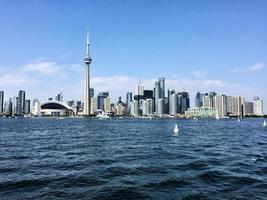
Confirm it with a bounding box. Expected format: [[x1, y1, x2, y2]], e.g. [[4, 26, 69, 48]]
[[174, 124, 179, 134], [263, 120, 266, 127]]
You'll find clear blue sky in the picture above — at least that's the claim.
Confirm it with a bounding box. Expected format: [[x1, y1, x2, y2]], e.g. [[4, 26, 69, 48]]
[[0, 0, 266, 110]]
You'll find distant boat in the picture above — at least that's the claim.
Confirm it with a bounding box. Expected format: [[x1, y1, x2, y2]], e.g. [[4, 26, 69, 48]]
[[263, 120, 266, 127], [97, 113, 110, 119], [173, 124, 179, 134]]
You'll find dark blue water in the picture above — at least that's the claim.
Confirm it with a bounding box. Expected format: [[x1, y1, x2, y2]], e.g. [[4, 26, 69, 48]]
[[0, 118, 267, 199]]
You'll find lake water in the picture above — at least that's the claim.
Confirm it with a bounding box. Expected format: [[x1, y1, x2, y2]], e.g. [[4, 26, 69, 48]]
[[0, 118, 267, 199]]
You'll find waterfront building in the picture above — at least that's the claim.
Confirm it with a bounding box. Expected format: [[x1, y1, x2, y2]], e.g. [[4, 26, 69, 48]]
[[253, 96, 264, 116], [146, 99, 153, 116], [169, 93, 177, 116], [203, 95, 211, 107], [177, 91, 190, 114], [141, 100, 148, 116], [3, 98, 12, 115], [130, 100, 139, 117], [245, 101, 254, 116], [185, 107, 217, 118], [115, 104, 126, 116], [25, 100, 31, 114], [157, 98, 165, 116], [195, 92, 205, 108], [18, 90, 25, 115], [126, 92, 132, 113], [97, 92, 109, 111], [32, 100, 40, 116], [154, 81, 160, 113], [83, 31, 92, 116], [11, 96, 19, 116], [226, 96, 245, 117], [167, 89, 175, 114], [0, 91, 4, 113], [214, 94, 227, 118], [104, 97, 111, 112], [90, 97, 97, 115], [39, 101, 74, 116]]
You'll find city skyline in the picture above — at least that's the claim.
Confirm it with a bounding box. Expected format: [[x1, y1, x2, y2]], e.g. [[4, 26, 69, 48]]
[[0, 1, 266, 112]]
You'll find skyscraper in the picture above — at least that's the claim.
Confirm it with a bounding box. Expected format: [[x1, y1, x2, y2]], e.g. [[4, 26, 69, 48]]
[[18, 90, 25, 115], [126, 92, 132, 113], [195, 92, 205, 108], [97, 92, 109, 111], [253, 96, 264, 116], [214, 94, 227, 118], [0, 91, 4, 113], [177, 91, 190, 114], [154, 81, 160, 113], [169, 93, 177, 115], [136, 81, 144, 96], [159, 77, 165, 98], [25, 100, 31, 114], [84, 31, 92, 116]]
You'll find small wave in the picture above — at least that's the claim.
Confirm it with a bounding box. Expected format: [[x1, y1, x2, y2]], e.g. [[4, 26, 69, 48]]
[[93, 187, 150, 200], [143, 178, 191, 189]]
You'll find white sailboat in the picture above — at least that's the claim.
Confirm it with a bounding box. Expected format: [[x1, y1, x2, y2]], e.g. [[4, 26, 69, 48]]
[[173, 124, 179, 134], [263, 120, 266, 127]]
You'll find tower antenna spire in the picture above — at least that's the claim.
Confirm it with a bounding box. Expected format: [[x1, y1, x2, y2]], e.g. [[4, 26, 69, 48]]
[[86, 30, 90, 57]]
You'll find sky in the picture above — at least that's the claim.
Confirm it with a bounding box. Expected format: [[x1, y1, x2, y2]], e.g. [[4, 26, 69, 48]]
[[0, 0, 266, 112]]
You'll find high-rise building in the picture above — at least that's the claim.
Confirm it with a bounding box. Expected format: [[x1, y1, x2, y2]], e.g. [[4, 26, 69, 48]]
[[167, 89, 175, 114], [4, 98, 12, 115], [214, 94, 227, 118], [84, 31, 92, 116], [130, 100, 139, 117], [24, 100, 31, 114], [154, 81, 160, 113], [169, 93, 177, 115], [126, 92, 132, 113], [97, 92, 109, 111], [159, 77, 165, 98], [146, 99, 153, 116], [17, 90, 25, 115], [177, 91, 190, 114], [90, 88, 94, 98], [90, 97, 97, 115], [136, 82, 144, 96], [55, 93, 63, 102], [11, 96, 19, 116], [143, 90, 153, 99], [253, 96, 264, 116], [104, 97, 111, 112], [245, 101, 254, 116], [18, 90, 25, 115], [0, 91, 4, 113], [157, 98, 165, 115], [195, 92, 205, 108]]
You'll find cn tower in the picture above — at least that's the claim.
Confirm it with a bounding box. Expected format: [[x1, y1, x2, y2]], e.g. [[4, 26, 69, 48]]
[[84, 31, 92, 116]]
